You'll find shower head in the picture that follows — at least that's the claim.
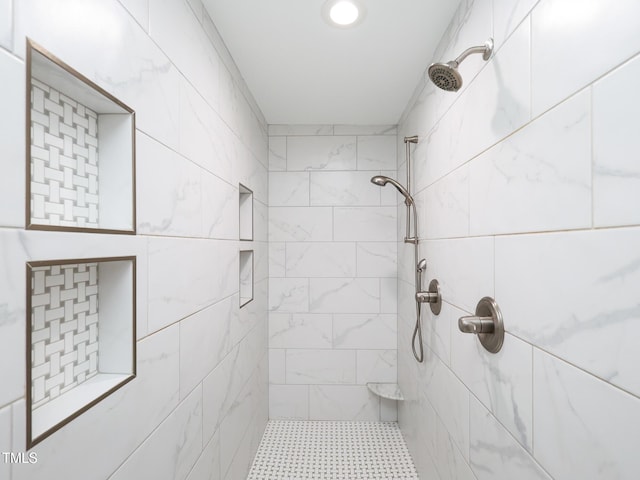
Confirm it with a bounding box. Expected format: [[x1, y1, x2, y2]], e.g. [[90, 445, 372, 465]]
[[428, 62, 463, 92], [370, 175, 414, 206], [428, 38, 494, 92]]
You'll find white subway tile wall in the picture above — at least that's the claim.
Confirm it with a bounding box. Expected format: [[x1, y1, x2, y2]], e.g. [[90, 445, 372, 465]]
[[1, 1, 268, 480], [398, 1, 640, 480], [268, 126, 399, 421]]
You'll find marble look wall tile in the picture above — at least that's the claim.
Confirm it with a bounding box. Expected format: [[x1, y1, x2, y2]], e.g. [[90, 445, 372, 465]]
[[533, 349, 640, 480], [269, 207, 332, 242], [253, 200, 269, 243], [0, 0, 11, 50], [0, 404, 10, 480], [285, 242, 356, 278], [495, 227, 640, 398], [0, 49, 25, 228], [334, 207, 397, 241], [422, 301, 453, 366], [269, 242, 286, 277], [334, 125, 397, 136], [269, 313, 332, 349], [434, 416, 477, 480], [356, 136, 397, 170], [202, 322, 266, 442], [201, 173, 237, 240], [237, 148, 268, 206], [222, 367, 265, 475], [420, 18, 531, 188], [268, 125, 333, 136], [425, 358, 470, 461], [110, 386, 202, 480], [423, 236, 494, 314], [180, 80, 236, 184], [422, 166, 469, 239], [469, 90, 591, 236], [179, 296, 234, 399], [470, 397, 551, 480], [219, 371, 260, 477], [531, 0, 640, 116], [493, 0, 538, 49], [16, 0, 182, 150], [149, 0, 219, 109], [310, 171, 381, 206], [333, 314, 397, 350], [269, 385, 309, 420], [593, 55, 640, 227], [286, 136, 356, 171], [186, 431, 220, 480], [356, 350, 397, 384], [148, 238, 236, 331], [380, 278, 398, 314], [118, 0, 149, 31], [269, 172, 309, 207], [452, 328, 533, 450], [137, 132, 202, 237], [268, 136, 286, 171], [356, 242, 397, 277], [0, 235, 25, 406], [309, 385, 379, 421], [13, 325, 179, 480], [286, 349, 356, 385], [268, 278, 309, 313], [269, 349, 286, 384], [309, 278, 379, 314]]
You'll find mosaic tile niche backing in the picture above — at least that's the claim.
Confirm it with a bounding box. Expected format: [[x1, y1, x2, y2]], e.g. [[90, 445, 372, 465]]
[[31, 263, 99, 409], [30, 78, 99, 228]]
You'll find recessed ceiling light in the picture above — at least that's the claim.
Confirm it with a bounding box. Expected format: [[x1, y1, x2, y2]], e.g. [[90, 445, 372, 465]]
[[322, 0, 365, 28]]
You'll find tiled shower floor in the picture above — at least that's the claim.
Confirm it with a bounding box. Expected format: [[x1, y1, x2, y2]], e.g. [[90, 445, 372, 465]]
[[247, 420, 419, 480]]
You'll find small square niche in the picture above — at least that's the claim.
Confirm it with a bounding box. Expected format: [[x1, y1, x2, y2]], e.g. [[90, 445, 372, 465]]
[[239, 250, 254, 308], [239, 183, 253, 241], [26, 39, 136, 234], [27, 256, 136, 448]]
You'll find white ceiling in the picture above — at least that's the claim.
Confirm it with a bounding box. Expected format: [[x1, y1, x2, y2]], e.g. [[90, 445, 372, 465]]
[[202, 0, 461, 125]]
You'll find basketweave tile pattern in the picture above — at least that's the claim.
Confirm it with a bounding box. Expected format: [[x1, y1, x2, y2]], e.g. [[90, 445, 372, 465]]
[[30, 263, 99, 409], [30, 78, 100, 228], [247, 421, 419, 480]]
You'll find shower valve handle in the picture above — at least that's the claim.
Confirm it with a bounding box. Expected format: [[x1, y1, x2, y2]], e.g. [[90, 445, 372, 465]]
[[415, 279, 442, 315], [415, 291, 438, 303], [457, 297, 505, 354], [458, 316, 494, 334]]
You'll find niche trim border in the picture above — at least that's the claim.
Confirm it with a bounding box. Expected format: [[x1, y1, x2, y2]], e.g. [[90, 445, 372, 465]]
[[25, 255, 137, 449], [25, 38, 137, 235]]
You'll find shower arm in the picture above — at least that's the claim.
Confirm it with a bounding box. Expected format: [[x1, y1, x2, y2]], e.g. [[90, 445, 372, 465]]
[[451, 39, 494, 67]]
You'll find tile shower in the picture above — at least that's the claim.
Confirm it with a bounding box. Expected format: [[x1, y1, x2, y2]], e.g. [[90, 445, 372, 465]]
[[0, 1, 639, 480]]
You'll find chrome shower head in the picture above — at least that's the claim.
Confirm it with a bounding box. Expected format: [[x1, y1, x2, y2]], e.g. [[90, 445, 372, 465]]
[[428, 38, 494, 92], [370, 175, 414, 206]]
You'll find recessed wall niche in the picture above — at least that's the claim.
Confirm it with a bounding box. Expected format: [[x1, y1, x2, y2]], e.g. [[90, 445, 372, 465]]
[[239, 250, 254, 308], [26, 39, 136, 234], [26, 256, 136, 448], [239, 183, 253, 241]]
